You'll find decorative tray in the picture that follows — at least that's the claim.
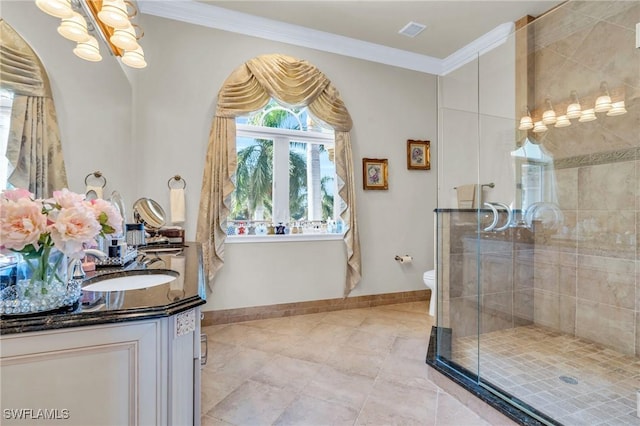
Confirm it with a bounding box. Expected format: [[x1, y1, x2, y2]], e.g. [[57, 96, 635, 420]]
[[94, 247, 138, 267]]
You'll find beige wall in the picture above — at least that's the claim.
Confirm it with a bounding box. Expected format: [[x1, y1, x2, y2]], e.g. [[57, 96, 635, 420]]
[[1, 2, 135, 206], [133, 15, 439, 309], [3, 3, 439, 311]]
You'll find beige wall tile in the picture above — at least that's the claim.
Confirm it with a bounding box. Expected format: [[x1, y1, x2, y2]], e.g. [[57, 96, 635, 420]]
[[578, 161, 635, 211], [575, 299, 635, 355], [576, 255, 635, 309]]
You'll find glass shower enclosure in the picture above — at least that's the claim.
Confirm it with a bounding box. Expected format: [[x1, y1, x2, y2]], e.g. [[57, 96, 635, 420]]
[[431, 2, 640, 425]]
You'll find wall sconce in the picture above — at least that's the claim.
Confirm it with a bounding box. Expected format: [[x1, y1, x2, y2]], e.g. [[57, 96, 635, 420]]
[[594, 81, 612, 113], [36, 0, 73, 18], [579, 108, 597, 122], [518, 108, 533, 130], [57, 11, 90, 42], [35, 0, 147, 69], [73, 35, 102, 61], [566, 90, 582, 119], [607, 101, 627, 116], [541, 98, 557, 125], [554, 115, 571, 128], [532, 121, 548, 133], [97, 0, 130, 29]]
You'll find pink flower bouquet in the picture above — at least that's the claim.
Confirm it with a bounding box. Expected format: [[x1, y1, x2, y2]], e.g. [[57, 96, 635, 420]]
[[0, 188, 123, 287]]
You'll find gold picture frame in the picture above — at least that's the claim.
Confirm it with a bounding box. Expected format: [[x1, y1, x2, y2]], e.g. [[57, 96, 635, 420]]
[[407, 140, 430, 170], [362, 158, 388, 190]]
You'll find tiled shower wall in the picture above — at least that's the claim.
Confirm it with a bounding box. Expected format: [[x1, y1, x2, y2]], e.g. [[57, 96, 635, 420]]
[[529, 1, 639, 356]]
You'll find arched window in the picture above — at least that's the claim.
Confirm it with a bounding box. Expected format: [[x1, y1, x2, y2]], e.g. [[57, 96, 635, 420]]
[[196, 54, 361, 296], [230, 99, 339, 227]]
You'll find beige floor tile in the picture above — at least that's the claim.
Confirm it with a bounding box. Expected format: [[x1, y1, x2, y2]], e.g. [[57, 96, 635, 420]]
[[200, 370, 247, 416], [321, 308, 371, 327], [304, 322, 357, 345], [435, 392, 492, 426], [345, 329, 396, 354], [324, 347, 387, 378], [357, 378, 439, 425], [205, 346, 274, 380], [200, 413, 235, 426], [250, 354, 323, 390], [303, 365, 376, 410], [273, 394, 359, 426], [390, 336, 429, 361], [209, 379, 298, 426]]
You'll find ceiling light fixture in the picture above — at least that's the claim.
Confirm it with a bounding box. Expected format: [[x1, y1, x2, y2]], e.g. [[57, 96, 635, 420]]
[[554, 115, 571, 128]]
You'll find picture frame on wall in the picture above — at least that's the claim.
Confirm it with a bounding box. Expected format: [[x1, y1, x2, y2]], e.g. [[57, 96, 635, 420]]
[[407, 139, 430, 170], [362, 158, 389, 190]]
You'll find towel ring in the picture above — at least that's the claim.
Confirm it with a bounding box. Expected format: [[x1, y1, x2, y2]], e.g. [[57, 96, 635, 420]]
[[168, 175, 186, 190], [84, 171, 107, 188]]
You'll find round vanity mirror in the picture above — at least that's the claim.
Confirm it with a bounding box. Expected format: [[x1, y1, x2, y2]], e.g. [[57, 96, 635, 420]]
[[133, 198, 166, 229]]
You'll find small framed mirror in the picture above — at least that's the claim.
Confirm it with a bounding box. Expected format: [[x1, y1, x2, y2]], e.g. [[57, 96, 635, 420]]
[[133, 198, 166, 229]]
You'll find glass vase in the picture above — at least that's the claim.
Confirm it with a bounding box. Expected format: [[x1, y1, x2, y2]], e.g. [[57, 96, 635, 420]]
[[0, 247, 81, 315]]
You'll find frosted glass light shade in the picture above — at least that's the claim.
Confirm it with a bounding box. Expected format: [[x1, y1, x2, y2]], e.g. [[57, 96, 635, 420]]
[[36, 0, 73, 18], [594, 95, 612, 112], [542, 109, 557, 125], [554, 115, 571, 128], [122, 46, 147, 68], [566, 103, 582, 119], [518, 115, 533, 130], [110, 24, 139, 51], [73, 36, 102, 62], [606, 101, 627, 116], [578, 108, 597, 122], [57, 12, 90, 43], [532, 121, 548, 133], [98, 0, 130, 29]]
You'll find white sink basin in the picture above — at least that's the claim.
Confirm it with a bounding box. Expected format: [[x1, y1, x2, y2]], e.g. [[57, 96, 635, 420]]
[[83, 271, 177, 292]]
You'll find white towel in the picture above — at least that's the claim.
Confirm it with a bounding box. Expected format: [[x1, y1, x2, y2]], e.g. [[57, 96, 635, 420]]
[[170, 255, 185, 291], [170, 188, 185, 223], [85, 185, 103, 199], [456, 184, 477, 209]]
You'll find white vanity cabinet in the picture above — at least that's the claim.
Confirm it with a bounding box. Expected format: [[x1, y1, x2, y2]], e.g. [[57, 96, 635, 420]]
[[0, 307, 202, 426]]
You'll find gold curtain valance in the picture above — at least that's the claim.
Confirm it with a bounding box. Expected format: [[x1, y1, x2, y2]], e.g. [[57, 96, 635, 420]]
[[0, 19, 52, 98], [197, 53, 361, 296]]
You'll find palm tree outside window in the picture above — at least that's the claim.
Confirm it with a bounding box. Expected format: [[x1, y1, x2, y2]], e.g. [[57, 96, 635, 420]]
[[230, 98, 337, 226]]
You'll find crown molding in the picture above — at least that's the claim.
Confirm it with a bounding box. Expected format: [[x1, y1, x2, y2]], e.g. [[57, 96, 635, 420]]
[[441, 22, 515, 75], [138, 0, 514, 76]]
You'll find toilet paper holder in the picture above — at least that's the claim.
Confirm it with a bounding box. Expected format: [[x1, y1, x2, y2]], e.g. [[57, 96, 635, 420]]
[[394, 255, 413, 263]]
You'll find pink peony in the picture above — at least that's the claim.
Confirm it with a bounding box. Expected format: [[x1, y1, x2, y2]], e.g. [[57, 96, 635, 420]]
[[89, 199, 123, 236], [0, 197, 47, 251], [48, 204, 102, 258], [52, 188, 86, 209], [2, 188, 34, 202]]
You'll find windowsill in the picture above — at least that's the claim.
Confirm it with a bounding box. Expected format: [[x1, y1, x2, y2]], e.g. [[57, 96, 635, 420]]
[[226, 233, 344, 244]]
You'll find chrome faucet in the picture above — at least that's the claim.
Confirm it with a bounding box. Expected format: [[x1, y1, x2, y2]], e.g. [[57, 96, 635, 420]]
[[82, 248, 108, 260]]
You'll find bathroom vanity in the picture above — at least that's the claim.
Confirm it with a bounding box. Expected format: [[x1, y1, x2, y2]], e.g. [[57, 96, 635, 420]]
[[0, 243, 206, 426]]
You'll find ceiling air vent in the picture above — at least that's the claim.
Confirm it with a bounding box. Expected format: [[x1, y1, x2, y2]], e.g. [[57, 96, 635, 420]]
[[398, 21, 426, 38]]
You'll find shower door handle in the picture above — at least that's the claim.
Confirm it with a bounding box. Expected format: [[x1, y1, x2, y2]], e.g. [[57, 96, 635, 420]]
[[492, 203, 513, 232], [483, 202, 499, 231]]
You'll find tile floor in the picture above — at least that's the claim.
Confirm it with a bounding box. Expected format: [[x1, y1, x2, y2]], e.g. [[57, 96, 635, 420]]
[[452, 325, 640, 426], [200, 301, 495, 425]]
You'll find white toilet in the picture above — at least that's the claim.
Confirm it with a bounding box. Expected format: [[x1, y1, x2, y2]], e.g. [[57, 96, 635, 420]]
[[423, 269, 436, 317]]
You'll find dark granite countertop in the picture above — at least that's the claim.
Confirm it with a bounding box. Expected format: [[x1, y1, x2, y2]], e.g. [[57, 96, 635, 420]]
[[0, 242, 206, 335]]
